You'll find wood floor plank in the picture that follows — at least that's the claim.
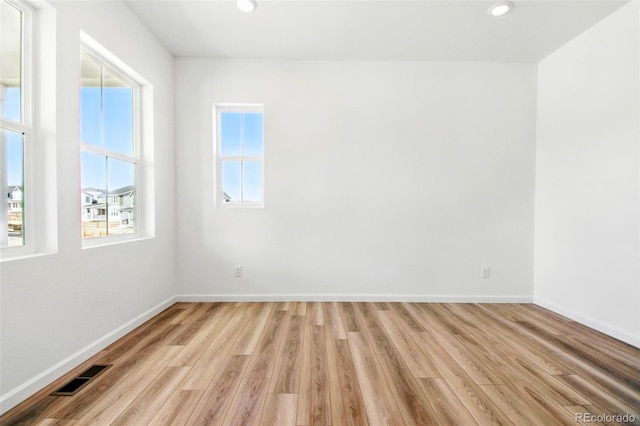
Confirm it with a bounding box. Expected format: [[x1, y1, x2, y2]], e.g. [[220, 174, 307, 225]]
[[260, 393, 298, 426], [516, 382, 590, 425], [225, 377, 270, 426], [167, 303, 222, 346], [34, 419, 79, 426], [551, 350, 640, 411], [556, 374, 640, 419], [3, 302, 639, 426], [95, 306, 185, 365], [518, 319, 640, 387], [500, 303, 570, 336], [414, 304, 506, 385], [573, 333, 640, 370], [436, 305, 592, 407], [427, 305, 514, 382], [417, 378, 477, 425], [326, 332, 368, 426], [233, 303, 275, 356], [74, 345, 183, 425], [46, 325, 182, 421], [358, 304, 432, 425], [147, 390, 205, 426], [360, 318, 436, 424], [352, 302, 389, 356], [0, 395, 64, 425], [296, 322, 313, 425], [245, 310, 288, 380], [422, 305, 594, 419], [459, 304, 576, 376], [168, 302, 238, 367], [166, 305, 195, 325], [479, 383, 561, 425], [111, 366, 190, 425], [338, 302, 360, 332], [473, 303, 565, 353], [377, 309, 439, 379], [409, 330, 513, 424], [186, 355, 250, 425], [292, 302, 307, 317], [392, 303, 426, 332], [323, 302, 347, 340], [179, 312, 248, 390], [276, 302, 291, 311], [45, 332, 179, 419], [346, 332, 404, 425], [493, 343, 592, 407], [307, 302, 324, 326], [296, 325, 331, 425], [268, 315, 305, 393]]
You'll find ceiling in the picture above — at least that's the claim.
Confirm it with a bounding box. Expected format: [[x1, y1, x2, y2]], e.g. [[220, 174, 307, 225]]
[[124, 0, 629, 62]]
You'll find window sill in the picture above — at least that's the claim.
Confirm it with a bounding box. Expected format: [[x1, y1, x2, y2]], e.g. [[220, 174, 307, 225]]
[[217, 203, 264, 209], [82, 234, 154, 250], [0, 249, 57, 263]]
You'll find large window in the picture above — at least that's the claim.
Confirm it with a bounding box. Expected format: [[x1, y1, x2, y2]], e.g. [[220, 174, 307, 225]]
[[80, 51, 138, 239], [215, 105, 264, 207], [1, 0, 30, 250]]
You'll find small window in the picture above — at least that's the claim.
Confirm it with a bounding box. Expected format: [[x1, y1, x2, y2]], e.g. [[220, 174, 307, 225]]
[[1, 0, 30, 251], [80, 51, 138, 240], [215, 105, 264, 207]]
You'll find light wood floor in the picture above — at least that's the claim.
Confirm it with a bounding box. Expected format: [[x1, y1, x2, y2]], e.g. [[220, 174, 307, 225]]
[[1, 302, 639, 425]]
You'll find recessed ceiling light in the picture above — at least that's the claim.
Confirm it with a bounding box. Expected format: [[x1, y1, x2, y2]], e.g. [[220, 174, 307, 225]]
[[237, 0, 257, 12], [488, 1, 514, 17]]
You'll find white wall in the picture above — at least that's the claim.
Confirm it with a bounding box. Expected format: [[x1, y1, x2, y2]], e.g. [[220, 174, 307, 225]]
[[175, 59, 537, 301], [0, 0, 176, 413], [535, 1, 640, 347]]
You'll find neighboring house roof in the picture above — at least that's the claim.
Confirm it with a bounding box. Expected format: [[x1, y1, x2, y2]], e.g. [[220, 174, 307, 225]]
[[82, 188, 105, 196], [7, 186, 22, 196], [109, 185, 134, 196], [81, 186, 135, 196]]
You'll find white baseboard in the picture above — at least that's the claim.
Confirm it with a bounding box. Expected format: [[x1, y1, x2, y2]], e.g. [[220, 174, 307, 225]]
[[176, 293, 534, 303], [534, 297, 640, 349], [0, 296, 177, 416]]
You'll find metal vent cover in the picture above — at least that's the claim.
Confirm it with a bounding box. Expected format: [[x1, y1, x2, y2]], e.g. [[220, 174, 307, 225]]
[[51, 364, 111, 396]]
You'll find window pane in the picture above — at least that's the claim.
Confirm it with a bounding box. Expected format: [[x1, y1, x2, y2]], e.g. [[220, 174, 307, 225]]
[[81, 152, 107, 239], [242, 161, 262, 203], [0, 1, 22, 122], [103, 69, 133, 156], [222, 161, 241, 203], [243, 113, 263, 156], [107, 158, 135, 235], [80, 55, 102, 146], [1, 128, 24, 247], [220, 113, 242, 156]]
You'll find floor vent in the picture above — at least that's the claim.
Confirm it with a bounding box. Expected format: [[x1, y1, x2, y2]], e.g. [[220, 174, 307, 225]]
[[51, 364, 111, 396]]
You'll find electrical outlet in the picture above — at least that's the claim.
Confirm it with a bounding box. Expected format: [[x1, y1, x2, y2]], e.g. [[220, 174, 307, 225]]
[[481, 267, 490, 279], [235, 265, 242, 277]]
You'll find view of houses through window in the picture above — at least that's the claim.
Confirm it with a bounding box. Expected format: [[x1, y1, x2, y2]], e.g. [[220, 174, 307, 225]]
[[1, 0, 26, 248], [2, 130, 24, 247], [80, 52, 137, 239], [216, 105, 264, 206]]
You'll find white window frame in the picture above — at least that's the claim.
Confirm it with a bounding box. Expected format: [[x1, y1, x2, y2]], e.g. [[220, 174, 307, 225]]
[[80, 45, 142, 247], [214, 104, 265, 208], [0, 0, 33, 258]]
